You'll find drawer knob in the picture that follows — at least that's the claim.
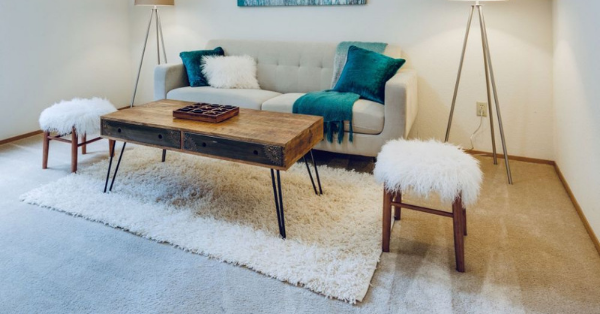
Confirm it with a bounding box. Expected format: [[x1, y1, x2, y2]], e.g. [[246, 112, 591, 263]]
[[202, 142, 207, 147], [158, 134, 163, 139], [253, 150, 259, 155], [117, 128, 122, 133]]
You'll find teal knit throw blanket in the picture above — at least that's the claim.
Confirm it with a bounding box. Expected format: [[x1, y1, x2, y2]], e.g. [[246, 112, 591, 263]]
[[294, 42, 387, 144], [293, 91, 360, 144]]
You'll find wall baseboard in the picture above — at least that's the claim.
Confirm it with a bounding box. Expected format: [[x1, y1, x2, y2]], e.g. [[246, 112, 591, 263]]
[[554, 164, 600, 256], [466, 149, 555, 165], [0, 130, 42, 146]]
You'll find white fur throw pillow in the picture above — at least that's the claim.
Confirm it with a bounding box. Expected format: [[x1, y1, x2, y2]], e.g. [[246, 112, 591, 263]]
[[201, 55, 260, 89]]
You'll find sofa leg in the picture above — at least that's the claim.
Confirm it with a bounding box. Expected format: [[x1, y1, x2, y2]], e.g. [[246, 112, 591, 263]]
[[452, 195, 465, 272], [71, 127, 78, 173], [382, 188, 392, 252], [42, 132, 50, 169]]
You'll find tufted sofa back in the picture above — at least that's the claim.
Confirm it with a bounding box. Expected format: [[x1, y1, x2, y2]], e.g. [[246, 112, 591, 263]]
[[206, 39, 401, 94]]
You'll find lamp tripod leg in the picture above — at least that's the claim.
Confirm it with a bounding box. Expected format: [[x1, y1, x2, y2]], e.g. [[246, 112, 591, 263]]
[[156, 10, 168, 63], [478, 5, 513, 184], [445, 5, 476, 142], [477, 5, 498, 165], [130, 9, 155, 108], [156, 9, 169, 162], [155, 8, 160, 65]]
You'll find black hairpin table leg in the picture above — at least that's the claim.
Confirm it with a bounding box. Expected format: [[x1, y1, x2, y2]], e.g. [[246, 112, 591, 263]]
[[162, 149, 167, 162], [310, 150, 323, 195], [270, 169, 286, 239], [103, 142, 127, 193], [303, 156, 318, 195], [103, 140, 117, 193], [108, 142, 127, 192]]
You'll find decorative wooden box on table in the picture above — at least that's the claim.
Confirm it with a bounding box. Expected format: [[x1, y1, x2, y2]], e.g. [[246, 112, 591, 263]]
[[173, 103, 239, 123]]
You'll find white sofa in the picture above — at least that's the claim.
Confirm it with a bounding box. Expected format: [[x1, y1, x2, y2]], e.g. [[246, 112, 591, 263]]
[[154, 39, 418, 157]]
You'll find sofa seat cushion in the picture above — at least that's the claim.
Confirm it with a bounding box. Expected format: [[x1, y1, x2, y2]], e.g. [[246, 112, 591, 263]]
[[167, 87, 281, 110], [262, 93, 384, 135]]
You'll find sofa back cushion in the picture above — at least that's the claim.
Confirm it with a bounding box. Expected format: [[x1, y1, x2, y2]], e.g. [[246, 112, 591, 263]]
[[206, 39, 401, 94]]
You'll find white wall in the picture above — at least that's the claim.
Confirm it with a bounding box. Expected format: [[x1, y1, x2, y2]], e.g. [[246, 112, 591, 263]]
[[0, 0, 132, 141], [129, 0, 554, 160], [553, 0, 600, 237]]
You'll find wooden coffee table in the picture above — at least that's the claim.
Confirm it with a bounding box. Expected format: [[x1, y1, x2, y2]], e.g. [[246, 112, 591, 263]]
[[100, 100, 324, 239]]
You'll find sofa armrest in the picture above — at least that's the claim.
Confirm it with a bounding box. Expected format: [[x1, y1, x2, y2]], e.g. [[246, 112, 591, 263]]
[[154, 64, 189, 100], [381, 69, 418, 139]]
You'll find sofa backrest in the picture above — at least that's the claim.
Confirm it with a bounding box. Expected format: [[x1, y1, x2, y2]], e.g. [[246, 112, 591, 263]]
[[206, 39, 401, 94]]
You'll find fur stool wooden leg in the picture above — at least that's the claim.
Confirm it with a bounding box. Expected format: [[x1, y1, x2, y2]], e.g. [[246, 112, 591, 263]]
[[71, 127, 78, 173], [452, 195, 465, 272], [82, 134, 87, 155], [382, 189, 392, 252], [393, 192, 402, 221], [42, 131, 50, 169]]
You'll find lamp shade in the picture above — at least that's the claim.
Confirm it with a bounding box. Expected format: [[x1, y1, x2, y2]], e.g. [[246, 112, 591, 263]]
[[135, 0, 174, 5]]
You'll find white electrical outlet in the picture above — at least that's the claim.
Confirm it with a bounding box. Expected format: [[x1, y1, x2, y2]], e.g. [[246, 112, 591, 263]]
[[477, 102, 488, 117]]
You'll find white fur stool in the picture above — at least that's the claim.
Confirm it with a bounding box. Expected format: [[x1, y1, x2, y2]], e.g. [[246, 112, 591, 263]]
[[39, 98, 117, 172], [374, 139, 483, 272]]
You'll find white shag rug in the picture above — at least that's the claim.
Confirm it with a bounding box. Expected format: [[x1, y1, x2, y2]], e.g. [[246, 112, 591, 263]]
[[20, 147, 383, 303]]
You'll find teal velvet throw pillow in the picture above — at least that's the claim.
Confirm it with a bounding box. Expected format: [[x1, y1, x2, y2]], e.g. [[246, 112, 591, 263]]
[[180, 47, 225, 87], [333, 46, 406, 104]]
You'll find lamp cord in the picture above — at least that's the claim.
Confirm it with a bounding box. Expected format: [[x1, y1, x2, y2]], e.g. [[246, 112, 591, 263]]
[[468, 114, 484, 151]]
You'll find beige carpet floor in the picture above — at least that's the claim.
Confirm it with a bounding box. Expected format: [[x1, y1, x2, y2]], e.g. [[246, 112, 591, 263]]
[[1, 135, 600, 313]]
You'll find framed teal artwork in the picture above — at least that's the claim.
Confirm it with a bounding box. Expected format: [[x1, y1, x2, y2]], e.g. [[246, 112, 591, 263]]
[[238, 0, 366, 6]]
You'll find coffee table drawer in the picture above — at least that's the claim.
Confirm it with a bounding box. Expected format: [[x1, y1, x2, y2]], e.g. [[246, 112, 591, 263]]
[[102, 120, 181, 149], [183, 132, 284, 168]]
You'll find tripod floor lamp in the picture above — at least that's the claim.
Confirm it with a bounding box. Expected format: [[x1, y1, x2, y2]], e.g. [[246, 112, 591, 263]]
[[129, 0, 174, 163], [445, 0, 513, 184], [131, 0, 174, 108]]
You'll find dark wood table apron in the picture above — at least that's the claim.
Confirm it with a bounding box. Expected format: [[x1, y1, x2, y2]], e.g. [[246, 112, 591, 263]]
[[100, 100, 324, 239]]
